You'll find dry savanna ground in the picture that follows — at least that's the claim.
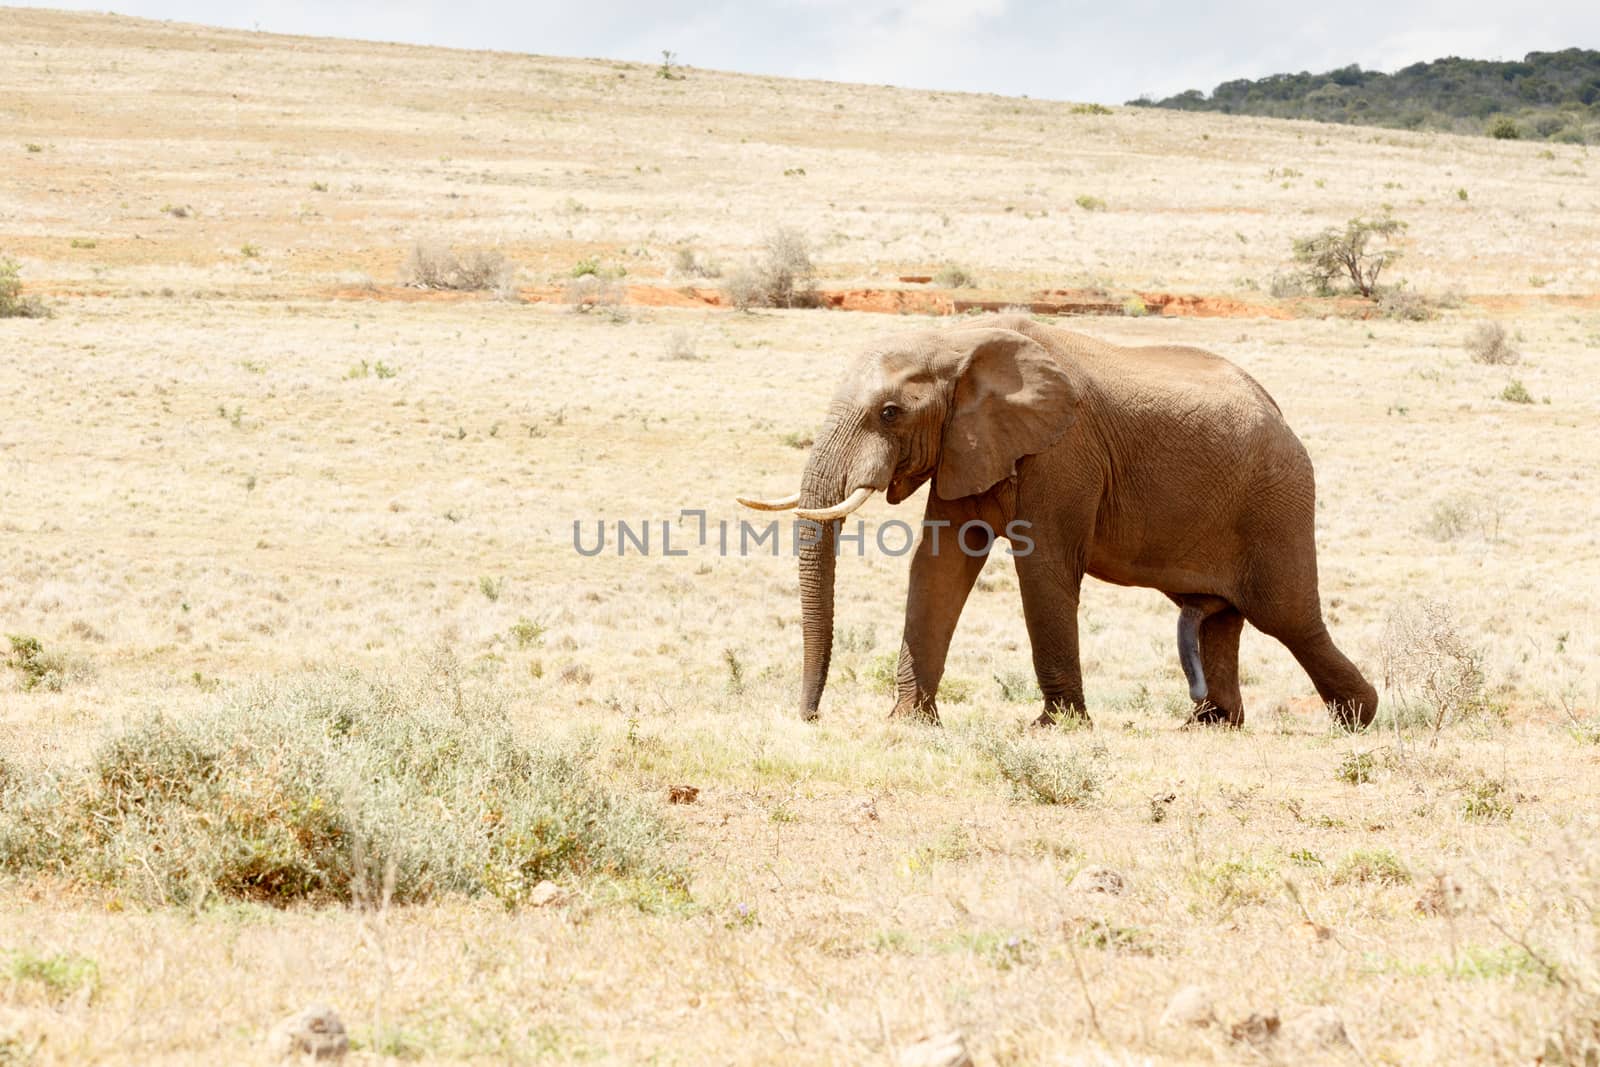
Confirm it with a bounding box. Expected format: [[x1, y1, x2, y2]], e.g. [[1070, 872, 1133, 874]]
[[2, 8, 1600, 1065]]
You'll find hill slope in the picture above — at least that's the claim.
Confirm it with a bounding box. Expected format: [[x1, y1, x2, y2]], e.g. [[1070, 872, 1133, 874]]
[[3, 7, 1598, 303], [1132, 49, 1600, 143]]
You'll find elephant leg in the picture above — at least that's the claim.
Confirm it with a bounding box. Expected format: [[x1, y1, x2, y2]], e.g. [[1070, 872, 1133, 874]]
[[1194, 607, 1245, 727], [891, 513, 991, 724], [1278, 624, 1378, 730], [1245, 595, 1378, 730], [1015, 553, 1088, 727]]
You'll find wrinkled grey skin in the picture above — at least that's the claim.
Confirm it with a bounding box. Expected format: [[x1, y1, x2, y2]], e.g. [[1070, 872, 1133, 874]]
[[790, 314, 1377, 730]]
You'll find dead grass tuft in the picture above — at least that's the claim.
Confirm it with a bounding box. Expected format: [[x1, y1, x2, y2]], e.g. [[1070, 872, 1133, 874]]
[[400, 240, 516, 296]]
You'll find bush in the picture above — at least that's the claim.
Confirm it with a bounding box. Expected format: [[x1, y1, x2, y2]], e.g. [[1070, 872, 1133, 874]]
[[0, 259, 49, 319], [1376, 284, 1435, 321], [1291, 213, 1405, 297], [1268, 271, 1307, 298], [4, 635, 66, 692], [1332, 848, 1410, 886], [400, 241, 516, 295], [1074, 195, 1106, 212], [0, 670, 680, 908], [723, 227, 818, 309], [1500, 380, 1535, 404], [672, 246, 719, 279], [1466, 321, 1519, 365], [1488, 116, 1521, 139], [979, 730, 1104, 806], [933, 264, 975, 288], [566, 274, 625, 318], [1381, 600, 1499, 736]]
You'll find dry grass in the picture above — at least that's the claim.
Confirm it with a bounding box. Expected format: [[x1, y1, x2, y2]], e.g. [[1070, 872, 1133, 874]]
[[2, 8, 1599, 1065]]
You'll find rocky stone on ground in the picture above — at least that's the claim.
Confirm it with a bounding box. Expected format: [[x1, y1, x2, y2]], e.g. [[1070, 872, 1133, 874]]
[[1159, 985, 1215, 1029], [897, 1031, 973, 1067], [267, 1004, 348, 1060], [1069, 865, 1126, 895]]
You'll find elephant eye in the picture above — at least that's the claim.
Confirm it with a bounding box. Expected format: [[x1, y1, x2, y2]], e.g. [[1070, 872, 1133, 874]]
[[880, 404, 902, 425]]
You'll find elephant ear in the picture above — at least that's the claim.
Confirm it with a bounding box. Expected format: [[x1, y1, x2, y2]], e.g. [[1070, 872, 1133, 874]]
[[935, 328, 1080, 500]]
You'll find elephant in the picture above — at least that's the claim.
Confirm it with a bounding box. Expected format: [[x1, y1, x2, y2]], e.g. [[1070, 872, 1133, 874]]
[[738, 314, 1377, 730]]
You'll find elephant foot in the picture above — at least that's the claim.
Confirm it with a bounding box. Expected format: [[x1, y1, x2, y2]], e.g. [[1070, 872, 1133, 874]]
[[1185, 700, 1242, 728], [889, 696, 941, 726]]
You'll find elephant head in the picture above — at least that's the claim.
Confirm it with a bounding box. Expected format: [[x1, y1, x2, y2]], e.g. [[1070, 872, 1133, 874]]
[[739, 325, 1081, 720]]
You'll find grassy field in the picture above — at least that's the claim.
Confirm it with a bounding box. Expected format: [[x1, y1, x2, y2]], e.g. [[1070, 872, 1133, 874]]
[[3, 8, 1600, 1065]]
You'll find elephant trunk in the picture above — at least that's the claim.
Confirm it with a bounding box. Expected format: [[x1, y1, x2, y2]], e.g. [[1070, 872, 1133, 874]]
[[796, 415, 859, 721]]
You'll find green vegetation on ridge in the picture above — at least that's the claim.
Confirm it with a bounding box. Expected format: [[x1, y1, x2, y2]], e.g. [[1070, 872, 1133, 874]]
[[1130, 49, 1600, 143]]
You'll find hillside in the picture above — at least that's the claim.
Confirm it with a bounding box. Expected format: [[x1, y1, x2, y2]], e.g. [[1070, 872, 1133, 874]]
[[1132, 49, 1600, 143]]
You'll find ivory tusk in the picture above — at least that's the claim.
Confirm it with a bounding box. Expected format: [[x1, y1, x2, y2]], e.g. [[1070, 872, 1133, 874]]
[[736, 491, 801, 511], [794, 486, 875, 523]]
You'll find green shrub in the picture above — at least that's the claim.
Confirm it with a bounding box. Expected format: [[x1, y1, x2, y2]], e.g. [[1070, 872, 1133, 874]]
[[0, 259, 50, 319], [1459, 774, 1515, 820], [979, 730, 1104, 806], [0, 670, 680, 908], [1074, 194, 1106, 212], [1332, 848, 1410, 886], [5, 635, 66, 692], [5, 950, 99, 1003], [1336, 750, 1376, 784], [1488, 116, 1521, 139], [1500, 380, 1535, 404]]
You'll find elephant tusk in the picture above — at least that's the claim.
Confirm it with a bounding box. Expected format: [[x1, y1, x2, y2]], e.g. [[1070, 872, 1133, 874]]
[[794, 487, 875, 523], [736, 491, 802, 511]]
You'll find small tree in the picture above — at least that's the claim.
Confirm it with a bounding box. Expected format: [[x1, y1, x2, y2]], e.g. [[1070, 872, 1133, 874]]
[[1291, 214, 1406, 298]]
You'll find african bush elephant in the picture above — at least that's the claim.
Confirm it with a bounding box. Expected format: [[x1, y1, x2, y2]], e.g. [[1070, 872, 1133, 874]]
[[738, 314, 1377, 730]]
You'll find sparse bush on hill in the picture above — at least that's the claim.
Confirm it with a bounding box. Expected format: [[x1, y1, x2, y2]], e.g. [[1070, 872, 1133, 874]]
[[672, 246, 720, 280], [1291, 213, 1405, 298], [0, 259, 50, 319], [0, 668, 680, 908], [401, 240, 517, 297], [1377, 283, 1436, 321], [933, 264, 975, 289], [566, 273, 626, 319], [1467, 321, 1519, 364], [724, 227, 818, 310]]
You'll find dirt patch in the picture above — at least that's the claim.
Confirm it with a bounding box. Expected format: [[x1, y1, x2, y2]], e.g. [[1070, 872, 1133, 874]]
[[1136, 292, 1292, 320], [323, 283, 1292, 320]]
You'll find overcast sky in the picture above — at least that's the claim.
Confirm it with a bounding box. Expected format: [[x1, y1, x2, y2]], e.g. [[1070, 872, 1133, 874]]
[[18, 1, 1600, 103]]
